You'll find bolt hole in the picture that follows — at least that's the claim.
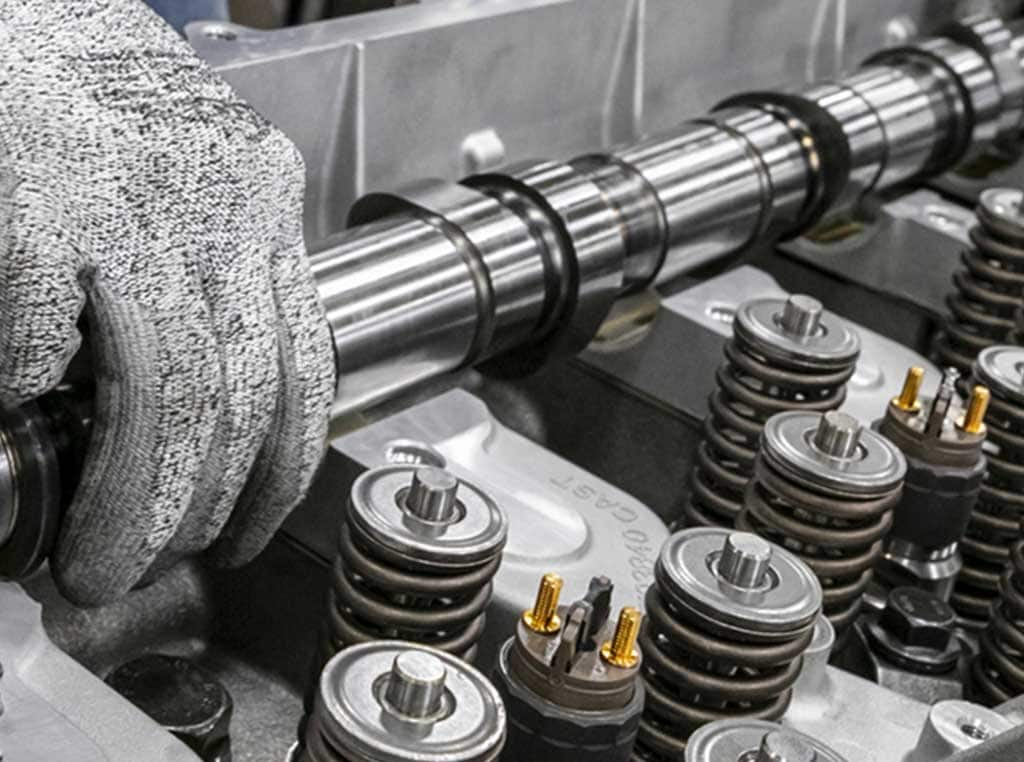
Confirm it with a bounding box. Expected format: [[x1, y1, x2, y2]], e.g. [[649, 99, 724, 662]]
[[958, 718, 993, 742], [707, 304, 736, 325], [384, 440, 446, 468], [202, 25, 237, 41]]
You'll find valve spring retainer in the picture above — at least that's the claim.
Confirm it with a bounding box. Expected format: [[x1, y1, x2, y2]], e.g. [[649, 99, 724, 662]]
[[972, 531, 1024, 705], [737, 411, 906, 640], [953, 346, 1024, 627], [936, 188, 1024, 375], [684, 296, 860, 530], [298, 642, 506, 762], [324, 465, 507, 663], [635, 528, 822, 759]]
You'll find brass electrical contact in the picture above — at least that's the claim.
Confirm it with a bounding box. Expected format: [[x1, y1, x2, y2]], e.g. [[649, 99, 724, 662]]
[[600, 607, 642, 668], [523, 573, 563, 634], [894, 366, 925, 412], [959, 386, 990, 435]]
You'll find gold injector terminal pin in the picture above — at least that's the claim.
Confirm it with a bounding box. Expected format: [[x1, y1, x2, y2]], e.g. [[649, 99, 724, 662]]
[[601, 606, 642, 668], [894, 366, 925, 412], [523, 573, 563, 634], [960, 385, 990, 435]]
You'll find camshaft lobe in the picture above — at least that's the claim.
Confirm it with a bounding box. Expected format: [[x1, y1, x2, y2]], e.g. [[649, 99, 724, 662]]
[[936, 188, 1024, 375], [313, 16, 1024, 420], [952, 346, 1024, 628], [738, 411, 906, 640], [683, 295, 860, 529]]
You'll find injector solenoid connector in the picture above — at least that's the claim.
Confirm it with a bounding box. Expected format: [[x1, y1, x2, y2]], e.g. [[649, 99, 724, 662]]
[[493, 574, 645, 762], [873, 367, 989, 603]]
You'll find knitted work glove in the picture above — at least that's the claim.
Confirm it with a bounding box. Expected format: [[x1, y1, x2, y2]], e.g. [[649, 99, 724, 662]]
[[0, 0, 335, 605]]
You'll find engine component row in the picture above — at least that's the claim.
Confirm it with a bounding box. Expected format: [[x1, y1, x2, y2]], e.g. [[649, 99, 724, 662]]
[[936, 188, 1024, 375], [683, 295, 860, 529], [635, 528, 822, 758], [737, 411, 906, 640], [874, 367, 989, 603], [952, 345, 1024, 628]]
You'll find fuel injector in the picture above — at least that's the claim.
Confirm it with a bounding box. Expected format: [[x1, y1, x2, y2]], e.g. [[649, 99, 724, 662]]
[[873, 367, 989, 603], [493, 574, 645, 762]]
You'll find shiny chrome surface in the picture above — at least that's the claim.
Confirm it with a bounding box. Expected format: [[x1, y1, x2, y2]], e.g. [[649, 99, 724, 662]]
[[305, 17, 1024, 418], [301, 641, 505, 762]]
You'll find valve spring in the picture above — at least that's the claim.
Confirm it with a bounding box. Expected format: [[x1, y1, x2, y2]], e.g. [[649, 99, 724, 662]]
[[736, 411, 905, 641], [738, 463, 898, 638], [322, 466, 507, 664], [935, 188, 1024, 376], [325, 523, 500, 660], [636, 587, 812, 758], [634, 529, 821, 759], [683, 296, 860, 530], [971, 532, 1024, 705], [951, 349, 1024, 627]]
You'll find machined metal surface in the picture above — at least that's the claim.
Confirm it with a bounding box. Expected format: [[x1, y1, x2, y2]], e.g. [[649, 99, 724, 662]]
[[636, 528, 822, 758], [906, 700, 1016, 762], [740, 410, 906, 638], [685, 719, 848, 762], [300, 641, 506, 762], [0, 582, 200, 762], [322, 464, 506, 662]]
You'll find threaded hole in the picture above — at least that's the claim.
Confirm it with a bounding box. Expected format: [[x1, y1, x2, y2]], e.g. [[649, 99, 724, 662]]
[[958, 718, 993, 742]]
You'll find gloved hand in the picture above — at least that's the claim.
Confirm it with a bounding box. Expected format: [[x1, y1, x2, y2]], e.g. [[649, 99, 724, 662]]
[[0, 1, 335, 605]]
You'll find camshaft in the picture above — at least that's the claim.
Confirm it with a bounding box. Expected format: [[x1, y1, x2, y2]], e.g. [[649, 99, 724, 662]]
[[314, 14, 1024, 417], [2, 15, 1024, 580]]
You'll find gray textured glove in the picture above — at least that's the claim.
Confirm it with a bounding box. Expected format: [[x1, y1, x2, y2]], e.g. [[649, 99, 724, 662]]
[[0, 1, 335, 605]]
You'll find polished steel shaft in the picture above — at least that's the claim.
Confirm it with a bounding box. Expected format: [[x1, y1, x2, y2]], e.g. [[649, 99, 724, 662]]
[[313, 15, 1024, 418]]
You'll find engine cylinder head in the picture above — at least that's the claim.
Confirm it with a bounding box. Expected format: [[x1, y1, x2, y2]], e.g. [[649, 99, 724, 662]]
[[635, 527, 822, 759], [738, 411, 906, 639], [324, 465, 507, 663], [297, 641, 506, 762], [952, 345, 1024, 627], [936, 188, 1024, 374], [904, 699, 1014, 762], [684, 295, 860, 529]]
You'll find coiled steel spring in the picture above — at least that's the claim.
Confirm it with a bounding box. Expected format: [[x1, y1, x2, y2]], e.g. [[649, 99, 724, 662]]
[[683, 296, 860, 529], [323, 465, 507, 663], [634, 528, 821, 759], [972, 532, 1024, 705], [935, 188, 1024, 375], [952, 346, 1024, 627], [737, 411, 905, 640]]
